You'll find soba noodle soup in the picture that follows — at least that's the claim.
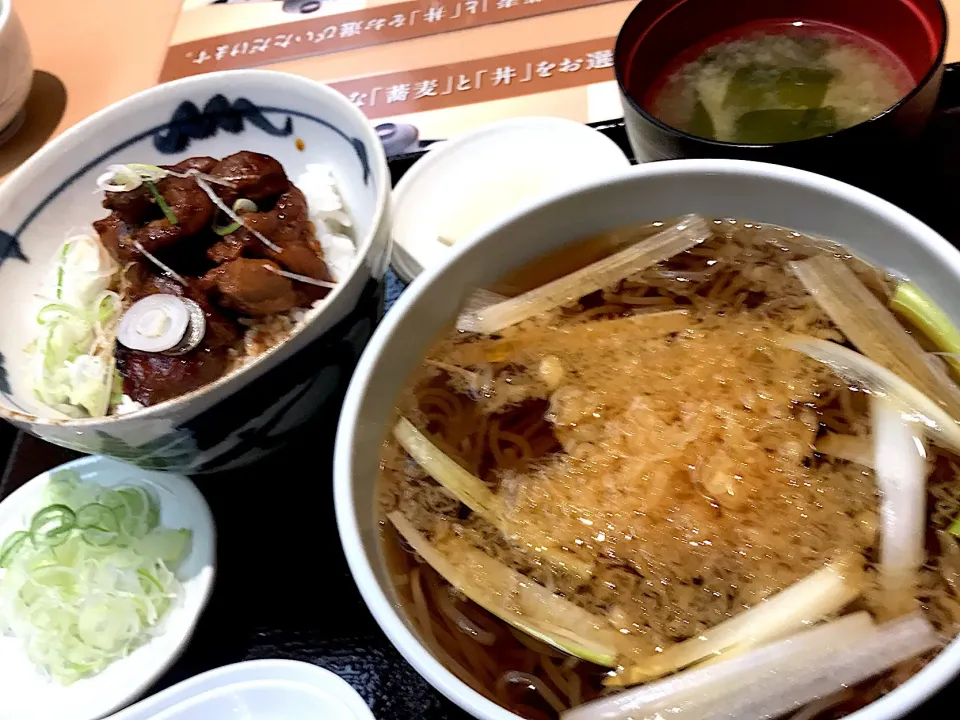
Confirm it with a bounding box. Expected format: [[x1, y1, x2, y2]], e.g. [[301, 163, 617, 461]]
[[378, 217, 960, 720]]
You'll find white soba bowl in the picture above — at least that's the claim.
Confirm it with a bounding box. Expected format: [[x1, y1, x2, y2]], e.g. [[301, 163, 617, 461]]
[[334, 159, 960, 720], [0, 69, 390, 473]]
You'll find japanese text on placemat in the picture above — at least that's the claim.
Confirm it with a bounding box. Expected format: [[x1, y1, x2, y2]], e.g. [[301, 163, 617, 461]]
[[329, 38, 616, 119], [160, 0, 620, 81]]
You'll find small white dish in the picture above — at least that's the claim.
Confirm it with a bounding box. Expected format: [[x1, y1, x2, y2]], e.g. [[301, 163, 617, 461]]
[[389, 117, 633, 283], [107, 658, 375, 720], [0, 455, 216, 720]]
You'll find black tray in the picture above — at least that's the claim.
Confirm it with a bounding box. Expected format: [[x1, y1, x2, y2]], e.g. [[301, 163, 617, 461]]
[[7, 64, 960, 720]]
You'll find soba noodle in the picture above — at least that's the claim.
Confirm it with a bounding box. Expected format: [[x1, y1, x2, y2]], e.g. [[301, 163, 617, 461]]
[[378, 218, 960, 720]]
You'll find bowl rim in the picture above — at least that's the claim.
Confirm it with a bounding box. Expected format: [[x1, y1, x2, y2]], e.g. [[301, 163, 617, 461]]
[[334, 157, 960, 720], [0, 68, 390, 428], [389, 115, 632, 283], [612, 0, 949, 150]]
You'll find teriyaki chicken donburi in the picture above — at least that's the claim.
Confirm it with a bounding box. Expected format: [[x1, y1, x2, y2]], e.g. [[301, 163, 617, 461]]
[[28, 152, 356, 418]]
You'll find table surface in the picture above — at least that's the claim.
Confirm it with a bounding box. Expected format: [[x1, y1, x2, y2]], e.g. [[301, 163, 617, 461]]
[[5, 2, 960, 719]]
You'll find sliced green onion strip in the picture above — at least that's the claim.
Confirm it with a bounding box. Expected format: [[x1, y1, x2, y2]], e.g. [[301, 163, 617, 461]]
[[75, 503, 118, 530], [213, 198, 255, 235], [144, 181, 178, 225], [0, 531, 30, 568], [36, 303, 85, 325], [393, 417, 592, 579], [55, 240, 72, 300], [213, 221, 241, 236], [891, 282, 960, 376], [192, 175, 282, 253], [389, 511, 624, 666], [95, 292, 121, 325], [30, 504, 77, 547]]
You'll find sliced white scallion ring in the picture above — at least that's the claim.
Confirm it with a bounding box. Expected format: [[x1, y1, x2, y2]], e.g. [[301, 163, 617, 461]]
[[36, 303, 85, 325], [95, 162, 236, 195], [114, 487, 156, 538], [192, 175, 283, 253], [124, 164, 169, 183], [116, 295, 193, 353], [74, 503, 120, 547], [96, 165, 142, 193]]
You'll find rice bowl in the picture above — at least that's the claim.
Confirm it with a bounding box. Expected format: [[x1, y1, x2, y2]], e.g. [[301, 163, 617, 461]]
[[0, 69, 390, 472]]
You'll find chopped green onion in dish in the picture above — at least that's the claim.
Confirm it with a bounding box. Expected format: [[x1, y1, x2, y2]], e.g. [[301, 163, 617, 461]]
[[28, 234, 122, 418], [214, 198, 259, 236], [213, 221, 242, 236], [890, 281, 960, 376], [144, 180, 178, 225], [0, 473, 192, 685]]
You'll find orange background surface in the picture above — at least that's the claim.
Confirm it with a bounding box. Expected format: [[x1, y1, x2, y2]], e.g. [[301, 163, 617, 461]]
[[12, 0, 960, 146]]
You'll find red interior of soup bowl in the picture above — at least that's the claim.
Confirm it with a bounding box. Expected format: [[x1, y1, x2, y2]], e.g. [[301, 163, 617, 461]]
[[616, 0, 946, 122]]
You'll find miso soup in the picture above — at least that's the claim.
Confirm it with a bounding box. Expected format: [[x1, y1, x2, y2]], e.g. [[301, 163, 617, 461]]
[[648, 22, 915, 144]]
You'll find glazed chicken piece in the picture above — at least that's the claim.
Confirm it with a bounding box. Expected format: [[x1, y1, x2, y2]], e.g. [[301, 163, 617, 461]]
[[102, 186, 153, 226], [101, 157, 219, 228], [199, 258, 299, 317], [92, 214, 138, 264], [208, 151, 289, 204], [131, 174, 216, 253], [206, 185, 333, 290], [207, 235, 245, 264], [116, 272, 242, 406], [98, 151, 336, 407]]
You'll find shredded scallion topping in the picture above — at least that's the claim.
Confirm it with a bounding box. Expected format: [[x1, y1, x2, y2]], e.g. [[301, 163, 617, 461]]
[[0, 470, 192, 685]]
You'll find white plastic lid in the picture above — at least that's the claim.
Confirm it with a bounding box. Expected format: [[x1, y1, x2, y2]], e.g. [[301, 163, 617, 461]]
[[389, 116, 633, 284], [107, 659, 375, 720]]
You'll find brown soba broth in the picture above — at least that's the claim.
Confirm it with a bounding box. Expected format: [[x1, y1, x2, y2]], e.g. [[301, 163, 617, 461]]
[[377, 218, 960, 720]]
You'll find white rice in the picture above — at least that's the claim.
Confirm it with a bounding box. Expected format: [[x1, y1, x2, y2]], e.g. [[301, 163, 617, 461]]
[[235, 163, 358, 363], [298, 162, 357, 282]]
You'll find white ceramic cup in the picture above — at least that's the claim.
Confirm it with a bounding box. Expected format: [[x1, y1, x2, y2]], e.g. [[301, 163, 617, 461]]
[[335, 159, 960, 720], [0, 0, 32, 135]]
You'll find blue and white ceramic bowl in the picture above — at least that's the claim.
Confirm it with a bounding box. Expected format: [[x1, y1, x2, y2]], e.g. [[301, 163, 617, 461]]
[[0, 70, 390, 473]]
